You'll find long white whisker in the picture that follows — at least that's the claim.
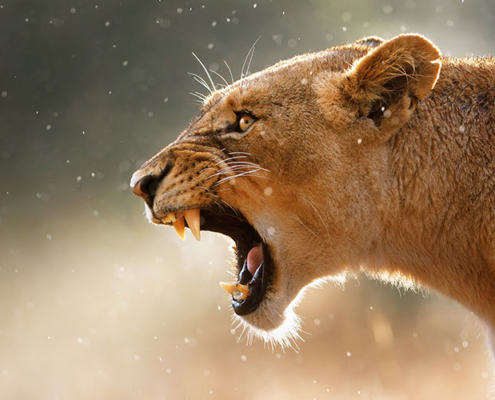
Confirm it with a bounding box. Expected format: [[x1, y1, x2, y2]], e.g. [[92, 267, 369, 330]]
[[212, 170, 268, 188], [192, 52, 216, 92], [224, 162, 267, 169], [210, 69, 229, 87], [207, 165, 264, 182], [241, 47, 253, 79], [246, 36, 261, 76], [189, 74, 212, 93], [189, 92, 208, 102], [241, 37, 261, 79], [213, 155, 247, 167], [224, 60, 234, 84]]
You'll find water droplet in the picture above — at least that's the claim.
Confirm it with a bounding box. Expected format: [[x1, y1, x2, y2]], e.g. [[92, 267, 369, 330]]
[[383, 5, 393, 14], [341, 12, 352, 22]]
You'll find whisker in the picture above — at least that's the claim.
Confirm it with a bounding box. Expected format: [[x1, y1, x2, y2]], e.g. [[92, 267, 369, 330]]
[[224, 162, 268, 169], [246, 36, 261, 76], [210, 69, 229, 87], [213, 155, 248, 167], [198, 186, 239, 215], [189, 74, 212, 93], [212, 200, 226, 213], [241, 36, 261, 79], [241, 48, 252, 79], [293, 215, 322, 241], [308, 201, 331, 238], [212, 170, 268, 188], [189, 92, 208, 102], [192, 52, 216, 93], [224, 60, 234, 84], [207, 165, 263, 182]]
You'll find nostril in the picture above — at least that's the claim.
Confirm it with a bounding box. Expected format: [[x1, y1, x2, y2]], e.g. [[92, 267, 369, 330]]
[[132, 175, 159, 204], [131, 159, 173, 204]]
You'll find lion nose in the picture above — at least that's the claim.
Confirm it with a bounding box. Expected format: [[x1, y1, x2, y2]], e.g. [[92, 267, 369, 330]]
[[131, 174, 160, 205], [131, 159, 173, 205]]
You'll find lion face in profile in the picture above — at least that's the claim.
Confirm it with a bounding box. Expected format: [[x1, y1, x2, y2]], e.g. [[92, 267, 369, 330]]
[[131, 34, 443, 342]]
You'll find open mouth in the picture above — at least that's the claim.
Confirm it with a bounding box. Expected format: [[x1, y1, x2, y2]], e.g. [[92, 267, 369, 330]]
[[159, 207, 273, 316]]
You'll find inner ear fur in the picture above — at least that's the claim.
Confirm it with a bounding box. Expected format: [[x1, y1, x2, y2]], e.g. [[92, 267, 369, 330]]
[[352, 36, 384, 48], [343, 34, 441, 134]]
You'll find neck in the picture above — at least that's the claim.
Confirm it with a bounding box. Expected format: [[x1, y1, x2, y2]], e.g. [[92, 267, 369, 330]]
[[380, 57, 495, 327]]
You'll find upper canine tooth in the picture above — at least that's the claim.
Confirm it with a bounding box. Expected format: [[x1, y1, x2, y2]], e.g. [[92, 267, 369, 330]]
[[184, 209, 201, 241], [173, 216, 186, 240]]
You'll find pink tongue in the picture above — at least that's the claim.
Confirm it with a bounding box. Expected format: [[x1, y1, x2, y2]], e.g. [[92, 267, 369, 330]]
[[247, 244, 263, 275]]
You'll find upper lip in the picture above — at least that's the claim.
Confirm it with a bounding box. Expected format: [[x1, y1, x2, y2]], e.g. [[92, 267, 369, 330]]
[[157, 205, 272, 315]]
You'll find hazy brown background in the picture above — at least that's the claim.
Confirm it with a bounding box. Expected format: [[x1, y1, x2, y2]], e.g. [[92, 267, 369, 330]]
[[1, 0, 495, 399]]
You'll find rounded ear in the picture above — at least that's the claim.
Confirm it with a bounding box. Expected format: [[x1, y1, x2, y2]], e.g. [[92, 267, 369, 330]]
[[343, 34, 441, 136]]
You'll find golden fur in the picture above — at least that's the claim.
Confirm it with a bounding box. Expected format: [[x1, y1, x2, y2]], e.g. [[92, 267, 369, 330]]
[[131, 34, 495, 353]]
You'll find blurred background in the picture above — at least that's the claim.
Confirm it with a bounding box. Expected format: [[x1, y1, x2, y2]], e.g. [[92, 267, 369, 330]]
[[1, 0, 494, 399]]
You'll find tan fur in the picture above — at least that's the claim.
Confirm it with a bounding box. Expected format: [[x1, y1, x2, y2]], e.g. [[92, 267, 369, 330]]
[[132, 34, 495, 351]]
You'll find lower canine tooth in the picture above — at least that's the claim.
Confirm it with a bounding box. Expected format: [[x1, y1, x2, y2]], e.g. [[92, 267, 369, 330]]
[[184, 209, 201, 241], [220, 282, 237, 295], [236, 283, 249, 296], [219, 282, 250, 299], [173, 216, 186, 240], [233, 291, 247, 301]]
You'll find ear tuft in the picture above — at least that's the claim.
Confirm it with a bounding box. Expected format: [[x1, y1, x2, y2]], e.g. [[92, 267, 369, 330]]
[[344, 34, 441, 112]]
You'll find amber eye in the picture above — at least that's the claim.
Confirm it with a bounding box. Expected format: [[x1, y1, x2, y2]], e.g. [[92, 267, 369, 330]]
[[238, 114, 255, 132]]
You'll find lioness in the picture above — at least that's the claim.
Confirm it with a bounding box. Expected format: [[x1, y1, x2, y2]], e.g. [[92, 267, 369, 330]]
[[131, 34, 495, 355]]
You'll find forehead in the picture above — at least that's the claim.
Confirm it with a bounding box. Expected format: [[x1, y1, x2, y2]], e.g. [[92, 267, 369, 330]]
[[203, 45, 368, 109]]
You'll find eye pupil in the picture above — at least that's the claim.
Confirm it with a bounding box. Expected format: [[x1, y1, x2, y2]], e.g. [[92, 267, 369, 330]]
[[239, 114, 254, 132]]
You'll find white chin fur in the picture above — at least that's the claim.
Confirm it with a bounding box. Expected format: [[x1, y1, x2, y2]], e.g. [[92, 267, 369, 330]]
[[231, 289, 309, 350]]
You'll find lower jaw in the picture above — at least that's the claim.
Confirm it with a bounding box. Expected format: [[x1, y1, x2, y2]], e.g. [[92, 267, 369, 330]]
[[232, 243, 273, 316]]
